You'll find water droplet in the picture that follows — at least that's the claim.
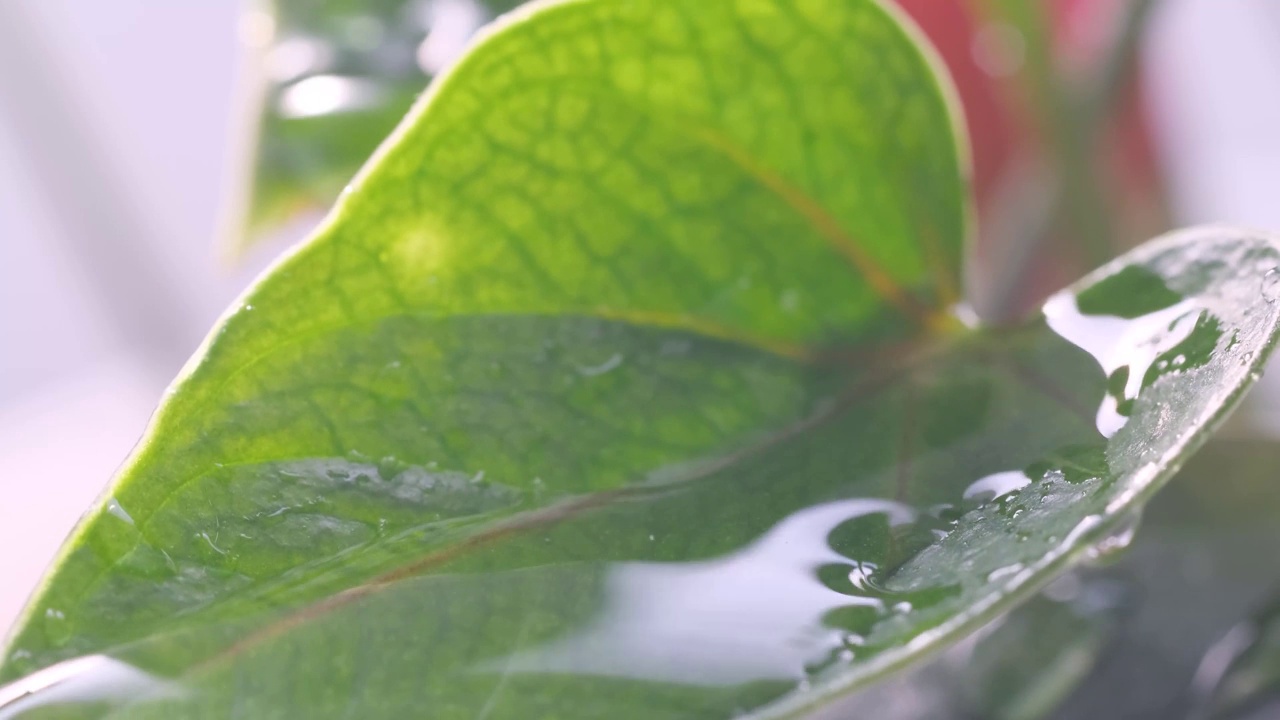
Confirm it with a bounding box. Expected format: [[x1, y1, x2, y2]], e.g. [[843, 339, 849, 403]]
[[987, 563, 1025, 583], [1263, 268, 1280, 301], [376, 455, 406, 480], [1083, 511, 1142, 565], [963, 470, 1030, 504], [42, 608, 70, 645], [892, 601, 913, 614], [1172, 354, 1187, 367], [105, 498, 134, 525]]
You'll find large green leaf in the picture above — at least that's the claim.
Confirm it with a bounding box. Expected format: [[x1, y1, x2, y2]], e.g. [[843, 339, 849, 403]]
[[3, 0, 1280, 718]]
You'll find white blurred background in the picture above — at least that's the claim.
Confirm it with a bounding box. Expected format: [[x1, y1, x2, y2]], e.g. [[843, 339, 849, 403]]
[[2, 0, 1280, 629]]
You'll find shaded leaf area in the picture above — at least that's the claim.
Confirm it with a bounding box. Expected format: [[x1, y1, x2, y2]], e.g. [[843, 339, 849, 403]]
[[243, 0, 529, 243], [3, 232, 1280, 719]]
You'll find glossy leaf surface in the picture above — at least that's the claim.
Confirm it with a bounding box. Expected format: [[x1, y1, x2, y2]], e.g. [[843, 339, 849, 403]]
[[4, 0, 1280, 717], [1044, 440, 1280, 720], [817, 440, 1280, 720]]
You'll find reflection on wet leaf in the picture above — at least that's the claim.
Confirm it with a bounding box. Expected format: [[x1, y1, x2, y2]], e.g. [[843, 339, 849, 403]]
[[2, 228, 1277, 719], [1033, 441, 1280, 720], [3, 0, 1279, 713]]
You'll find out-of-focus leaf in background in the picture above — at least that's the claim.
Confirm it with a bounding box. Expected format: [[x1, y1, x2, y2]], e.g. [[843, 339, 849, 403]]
[[232, 0, 527, 251]]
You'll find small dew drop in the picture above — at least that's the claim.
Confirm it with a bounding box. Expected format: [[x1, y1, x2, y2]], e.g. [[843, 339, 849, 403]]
[[892, 601, 913, 615], [42, 608, 70, 645], [963, 470, 1030, 504], [105, 498, 135, 526], [987, 563, 1025, 583], [1263, 268, 1280, 302], [1172, 354, 1187, 367], [1083, 511, 1143, 565]]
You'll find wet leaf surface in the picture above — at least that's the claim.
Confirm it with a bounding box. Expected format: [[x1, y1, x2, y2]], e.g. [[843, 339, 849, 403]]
[[3, 0, 1280, 718]]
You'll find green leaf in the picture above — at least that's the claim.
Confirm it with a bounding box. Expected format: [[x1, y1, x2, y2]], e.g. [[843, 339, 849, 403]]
[[236, 0, 529, 248], [2, 0, 1279, 718], [830, 439, 1280, 720]]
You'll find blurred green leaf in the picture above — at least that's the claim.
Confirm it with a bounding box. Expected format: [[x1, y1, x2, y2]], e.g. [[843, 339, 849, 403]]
[[237, 0, 527, 248], [3, 0, 1280, 718], [1193, 594, 1280, 720]]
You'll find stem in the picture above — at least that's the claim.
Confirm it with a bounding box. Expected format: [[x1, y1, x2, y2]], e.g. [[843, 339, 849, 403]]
[[982, 0, 1161, 321]]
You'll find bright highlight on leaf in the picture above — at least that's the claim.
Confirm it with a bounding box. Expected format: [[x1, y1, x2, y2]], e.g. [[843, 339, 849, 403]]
[[4, 1, 1280, 718]]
